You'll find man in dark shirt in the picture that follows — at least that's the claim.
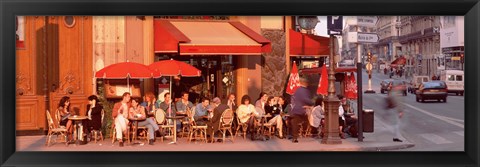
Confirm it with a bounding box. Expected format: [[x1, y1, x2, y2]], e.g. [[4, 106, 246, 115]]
[[172, 75, 187, 102], [289, 77, 314, 143], [207, 97, 230, 142]]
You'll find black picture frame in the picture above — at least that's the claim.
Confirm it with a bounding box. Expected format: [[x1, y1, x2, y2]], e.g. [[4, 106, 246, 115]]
[[1, 0, 478, 166]]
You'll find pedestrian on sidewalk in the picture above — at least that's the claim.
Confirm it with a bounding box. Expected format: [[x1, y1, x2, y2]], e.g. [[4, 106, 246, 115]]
[[385, 82, 405, 142]]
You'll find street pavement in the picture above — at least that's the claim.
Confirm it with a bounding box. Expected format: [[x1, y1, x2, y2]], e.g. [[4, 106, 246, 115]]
[[362, 69, 464, 151]]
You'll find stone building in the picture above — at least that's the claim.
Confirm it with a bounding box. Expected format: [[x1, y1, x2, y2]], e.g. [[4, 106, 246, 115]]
[[397, 16, 442, 77]]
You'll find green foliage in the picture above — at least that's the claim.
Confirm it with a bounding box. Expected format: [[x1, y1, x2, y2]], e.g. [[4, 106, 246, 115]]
[[97, 84, 114, 138]]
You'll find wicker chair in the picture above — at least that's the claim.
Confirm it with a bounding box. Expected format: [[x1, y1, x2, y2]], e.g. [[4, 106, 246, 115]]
[[214, 109, 235, 143], [110, 119, 131, 144], [45, 110, 68, 146], [234, 110, 249, 140], [187, 108, 208, 143], [155, 108, 174, 142]]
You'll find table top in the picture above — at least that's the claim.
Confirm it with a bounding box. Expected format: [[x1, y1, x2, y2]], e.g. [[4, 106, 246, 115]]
[[166, 116, 185, 119], [68, 115, 88, 120], [128, 117, 146, 121]]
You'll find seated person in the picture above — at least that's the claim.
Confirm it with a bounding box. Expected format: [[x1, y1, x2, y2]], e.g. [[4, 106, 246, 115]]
[[206, 97, 229, 142], [309, 97, 324, 137], [82, 95, 103, 141], [194, 98, 210, 126], [236, 95, 259, 140], [343, 98, 359, 137], [264, 96, 284, 138], [129, 98, 161, 145], [140, 92, 158, 121], [174, 91, 194, 133]]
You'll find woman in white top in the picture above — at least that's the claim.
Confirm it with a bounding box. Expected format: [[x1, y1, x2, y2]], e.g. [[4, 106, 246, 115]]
[[236, 95, 258, 140]]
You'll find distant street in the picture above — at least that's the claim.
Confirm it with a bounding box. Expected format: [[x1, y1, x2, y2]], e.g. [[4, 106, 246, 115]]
[[360, 68, 464, 151]]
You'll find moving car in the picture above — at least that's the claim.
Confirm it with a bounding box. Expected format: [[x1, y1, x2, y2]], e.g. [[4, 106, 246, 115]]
[[408, 75, 429, 94], [415, 81, 448, 103], [380, 79, 407, 96]]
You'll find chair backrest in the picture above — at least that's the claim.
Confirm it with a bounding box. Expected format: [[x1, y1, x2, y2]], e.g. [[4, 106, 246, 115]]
[[55, 109, 61, 126], [220, 109, 234, 126], [154, 108, 166, 125], [188, 107, 196, 125], [46, 110, 57, 129], [101, 109, 105, 124]]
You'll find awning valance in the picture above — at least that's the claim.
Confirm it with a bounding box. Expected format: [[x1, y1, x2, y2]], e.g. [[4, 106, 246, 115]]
[[154, 20, 271, 55], [289, 29, 330, 57], [300, 66, 357, 74]]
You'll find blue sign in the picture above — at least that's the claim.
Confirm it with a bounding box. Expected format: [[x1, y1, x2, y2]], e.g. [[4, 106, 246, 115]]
[[327, 16, 343, 35]]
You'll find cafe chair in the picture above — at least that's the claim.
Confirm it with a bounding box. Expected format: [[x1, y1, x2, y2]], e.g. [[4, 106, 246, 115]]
[[260, 115, 275, 139], [90, 109, 104, 143], [155, 109, 174, 142], [110, 121, 131, 144], [181, 107, 194, 138], [187, 108, 208, 143], [234, 110, 248, 140], [214, 109, 235, 143], [45, 110, 68, 146]]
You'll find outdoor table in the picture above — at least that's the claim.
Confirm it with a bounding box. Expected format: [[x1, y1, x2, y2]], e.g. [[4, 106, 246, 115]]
[[128, 117, 147, 145], [68, 115, 88, 145], [254, 114, 272, 141], [165, 115, 185, 144]]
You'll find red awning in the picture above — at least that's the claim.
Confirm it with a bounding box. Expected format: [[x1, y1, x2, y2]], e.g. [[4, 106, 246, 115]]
[[391, 56, 407, 65], [154, 20, 271, 55], [289, 29, 330, 57], [300, 66, 357, 74]]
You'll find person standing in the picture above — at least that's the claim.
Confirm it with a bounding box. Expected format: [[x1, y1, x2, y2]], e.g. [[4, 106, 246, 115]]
[[112, 92, 131, 147], [289, 77, 314, 143], [387, 82, 405, 142]]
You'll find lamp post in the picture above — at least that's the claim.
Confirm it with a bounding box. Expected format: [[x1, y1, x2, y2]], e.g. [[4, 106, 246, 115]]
[[322, 16, 343, 144]]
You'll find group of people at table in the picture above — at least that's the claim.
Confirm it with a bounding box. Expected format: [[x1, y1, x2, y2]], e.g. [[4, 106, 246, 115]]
[[55, 77, 358, 146]]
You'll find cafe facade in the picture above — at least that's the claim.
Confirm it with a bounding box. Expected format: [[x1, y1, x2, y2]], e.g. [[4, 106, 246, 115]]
[[16, 16, 320, 134]]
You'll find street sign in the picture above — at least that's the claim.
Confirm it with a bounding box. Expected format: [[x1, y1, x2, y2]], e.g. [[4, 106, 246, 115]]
[[327, 16, 343, 35], [347, 32, 379, 43], [346, 16, 378, 28]]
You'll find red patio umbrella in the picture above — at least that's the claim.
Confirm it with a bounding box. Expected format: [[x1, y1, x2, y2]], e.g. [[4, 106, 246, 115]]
[[148, 59, 201, 77], [345, 72, 358, 99], [95, 61, 160, 93], [286, 62, 300, 95], [316, 63, 328, 96]]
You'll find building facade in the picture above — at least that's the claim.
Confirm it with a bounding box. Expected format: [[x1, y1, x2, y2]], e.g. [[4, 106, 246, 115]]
[[15, 16, 294, 134], [397, 16, 441, 77], [440, 16, 464, 71]]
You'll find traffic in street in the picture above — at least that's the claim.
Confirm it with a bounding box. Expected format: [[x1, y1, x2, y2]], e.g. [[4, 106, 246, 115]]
[[360, 69, 464, 151]]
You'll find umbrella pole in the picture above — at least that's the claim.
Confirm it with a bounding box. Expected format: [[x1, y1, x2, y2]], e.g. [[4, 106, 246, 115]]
[[169, 76, 173, 115], [127, 78, 130, 94]]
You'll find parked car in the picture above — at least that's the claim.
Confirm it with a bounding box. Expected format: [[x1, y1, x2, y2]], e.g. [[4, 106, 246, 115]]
[[415, 81, 448, 103], [408, 75, 430, 94], [380, 79, 407, 96]]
